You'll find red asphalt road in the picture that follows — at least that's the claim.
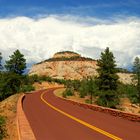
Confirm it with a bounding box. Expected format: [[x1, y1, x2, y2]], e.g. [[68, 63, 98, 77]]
[[23, 88, 140, 140]]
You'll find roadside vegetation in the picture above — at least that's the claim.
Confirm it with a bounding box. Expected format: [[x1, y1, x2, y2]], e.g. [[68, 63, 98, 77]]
[[61, 48, 140, 110], [0, 116, 7, 140], [0, 50, 35, 102]]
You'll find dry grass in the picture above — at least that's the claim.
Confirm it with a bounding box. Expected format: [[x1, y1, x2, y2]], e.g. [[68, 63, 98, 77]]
[[0, 94, 21, 140], [119, 98, 140, 114], [54, 88, 90, 104], [54, 88, 66, 97], [33, 81, 64, 90]]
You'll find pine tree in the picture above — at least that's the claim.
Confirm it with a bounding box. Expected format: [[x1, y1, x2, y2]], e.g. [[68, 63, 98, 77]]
[[0, 52, 2, 70], [5, 50, 26, 75], [96, 47, 119, 108], [133, 57, 140, 101], [97, 47, 118, 90]]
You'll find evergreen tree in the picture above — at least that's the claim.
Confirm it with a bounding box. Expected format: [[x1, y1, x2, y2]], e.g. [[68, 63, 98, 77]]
[[97, 47, 118, 90], [0, 72, 22, 101], [0, 52, 2, 70], [86, 78, 95, 104], [133, 57, 140, 101], [5, 50, 26, 75], [79, 79, 89, 98], [96, 47, 119, 108]]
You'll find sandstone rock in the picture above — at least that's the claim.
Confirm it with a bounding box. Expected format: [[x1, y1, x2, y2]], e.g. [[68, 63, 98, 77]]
[[29, 51, 134, 84], [29, 60, 98, 80]]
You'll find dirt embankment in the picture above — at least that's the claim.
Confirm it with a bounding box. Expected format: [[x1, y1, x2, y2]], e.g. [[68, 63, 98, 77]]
[[0, 94, 21, 140]]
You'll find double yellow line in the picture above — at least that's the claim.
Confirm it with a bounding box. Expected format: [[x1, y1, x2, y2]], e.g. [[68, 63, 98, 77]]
[[40, 91, 122, 140]]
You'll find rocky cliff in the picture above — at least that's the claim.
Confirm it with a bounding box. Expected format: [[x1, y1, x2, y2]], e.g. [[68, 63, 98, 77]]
[[29, 51, 133, 84]]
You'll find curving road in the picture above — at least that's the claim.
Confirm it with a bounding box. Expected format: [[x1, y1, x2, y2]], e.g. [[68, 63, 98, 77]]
[[23, 88, 140, 140]]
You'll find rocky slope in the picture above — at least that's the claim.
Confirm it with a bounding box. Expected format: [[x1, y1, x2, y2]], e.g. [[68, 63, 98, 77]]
[[29, 51, 133, 84]]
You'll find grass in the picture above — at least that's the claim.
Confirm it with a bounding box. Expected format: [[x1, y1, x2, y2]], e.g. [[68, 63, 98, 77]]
[[54, 88, 66, 97]]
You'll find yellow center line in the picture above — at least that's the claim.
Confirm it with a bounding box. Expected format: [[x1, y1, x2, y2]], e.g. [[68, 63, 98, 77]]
[[40, 91, 122, 140]]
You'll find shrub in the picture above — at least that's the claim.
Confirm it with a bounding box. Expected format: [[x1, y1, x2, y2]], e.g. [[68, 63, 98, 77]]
[[0, 72, 22, 101], [62, 92, 67, 98], [78, 79, 88, 98], [79, 87, 86, 98], [63, 88, 74, 96], [40, 76, 53, 82], [20, 85, 35, 92], [96, 90, 119, 108], [78, 78, 97, 99], [71, 80, 81, 91], [57, 79, 66, 84], [53, 78, 65, 84], [85, 99, 91, 104], [28, 74, 40, 83], [117, 83, 138, 103], [0, 116, 7, 139], [64, 80, 73, 88]]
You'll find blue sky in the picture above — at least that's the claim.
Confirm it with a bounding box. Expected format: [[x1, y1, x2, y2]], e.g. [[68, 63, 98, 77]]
[[0, 0, 140, 69], [0, 0, 140, 18]]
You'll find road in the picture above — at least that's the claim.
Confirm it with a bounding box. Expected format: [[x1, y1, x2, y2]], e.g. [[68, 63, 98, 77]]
[[23, 88, 140, 140]]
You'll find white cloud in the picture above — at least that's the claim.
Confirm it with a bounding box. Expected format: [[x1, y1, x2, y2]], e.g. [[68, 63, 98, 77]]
[[0, 15, 140, 69]]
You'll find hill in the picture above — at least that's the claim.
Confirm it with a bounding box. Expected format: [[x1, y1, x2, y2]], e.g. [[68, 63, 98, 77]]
[[29, 51, 133, 84]]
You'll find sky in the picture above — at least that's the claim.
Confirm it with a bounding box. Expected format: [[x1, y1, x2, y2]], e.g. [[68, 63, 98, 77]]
[[0, 0, 140, 70]]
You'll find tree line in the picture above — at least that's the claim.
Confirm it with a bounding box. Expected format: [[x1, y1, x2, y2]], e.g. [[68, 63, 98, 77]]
[[63, 47, 140, 108], [0, 50, 35, 101]]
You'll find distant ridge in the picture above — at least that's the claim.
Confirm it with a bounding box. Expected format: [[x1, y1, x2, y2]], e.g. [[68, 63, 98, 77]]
[[36, 51, 95, 65]]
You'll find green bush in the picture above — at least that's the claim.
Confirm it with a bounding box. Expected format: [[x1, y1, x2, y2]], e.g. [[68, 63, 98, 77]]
[[117, 84, 138, 103], [78, 78, 97, 98], [117, 84, 135, 96], [79, 87, 86, 98], [20, 85, 35, 92], [62, 92, 67, 98], [96, 90, 119, 108], [63, 88, 74, 96], [53, 78, 66, 84], [40, 76, 53, 82], [78, 79, 88, 98], [71, 80, 81, 91], [28, 74, 40, 83], [85, 99, 91, 104], [64, 80, 73, 88], [0, 116, 7, 140], [0, 72, 22, 101]]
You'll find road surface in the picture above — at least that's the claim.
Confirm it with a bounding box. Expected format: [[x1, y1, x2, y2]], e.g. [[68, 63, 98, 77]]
[[23, 88, 140, 140]]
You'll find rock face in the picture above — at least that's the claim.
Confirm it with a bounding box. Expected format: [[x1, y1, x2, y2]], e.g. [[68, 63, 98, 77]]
[[29, 51, 133, 84], [117, 73, 134, 85], [29, 61, 98, 80]]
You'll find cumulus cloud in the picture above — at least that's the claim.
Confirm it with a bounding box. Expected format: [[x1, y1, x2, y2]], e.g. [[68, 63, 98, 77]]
[[0, 15, 140, 69]]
